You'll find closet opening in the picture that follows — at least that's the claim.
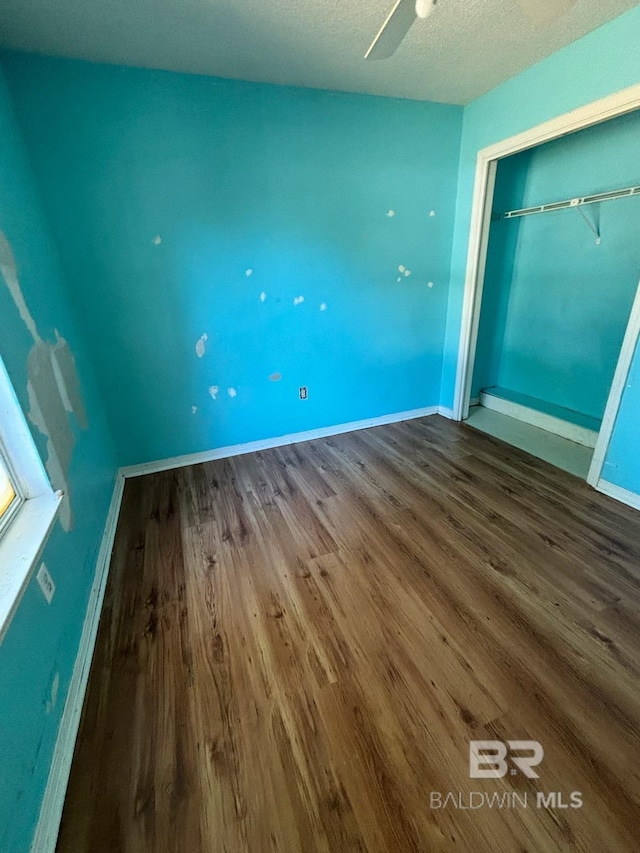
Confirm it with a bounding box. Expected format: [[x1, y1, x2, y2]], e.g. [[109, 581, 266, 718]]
[[454, 87, 640, 492]]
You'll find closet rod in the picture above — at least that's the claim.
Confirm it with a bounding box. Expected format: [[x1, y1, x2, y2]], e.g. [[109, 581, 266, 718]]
[[496, 184, 640, 220]]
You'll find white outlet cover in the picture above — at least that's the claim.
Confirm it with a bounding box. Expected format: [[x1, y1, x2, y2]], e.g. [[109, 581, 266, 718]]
[[36, 563, 55, 604]]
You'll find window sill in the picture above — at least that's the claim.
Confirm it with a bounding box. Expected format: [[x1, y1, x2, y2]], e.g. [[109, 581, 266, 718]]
[[0, 490, 62, 643]]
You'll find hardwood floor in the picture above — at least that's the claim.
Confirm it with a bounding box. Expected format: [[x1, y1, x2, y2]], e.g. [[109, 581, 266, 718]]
[[57, 416, 640, 852]]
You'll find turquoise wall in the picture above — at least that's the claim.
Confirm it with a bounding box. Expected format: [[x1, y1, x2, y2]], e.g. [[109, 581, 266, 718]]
[[603, 340, 640, 491], [443, 4, 640, 493], [2, 54, 462, 467], [472, 110, 640, 420], [0, 69, 117, 851]]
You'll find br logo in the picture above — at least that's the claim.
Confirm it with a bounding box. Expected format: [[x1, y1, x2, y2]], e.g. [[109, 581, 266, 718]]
[[470, 741, 544, 779]]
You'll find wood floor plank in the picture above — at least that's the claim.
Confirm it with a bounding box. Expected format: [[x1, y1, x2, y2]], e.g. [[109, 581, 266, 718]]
[[57, 416, 640, 852]]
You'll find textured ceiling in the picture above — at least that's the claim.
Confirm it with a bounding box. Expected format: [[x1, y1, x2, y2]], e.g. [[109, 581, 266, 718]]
[[0, 0, 636, 105]]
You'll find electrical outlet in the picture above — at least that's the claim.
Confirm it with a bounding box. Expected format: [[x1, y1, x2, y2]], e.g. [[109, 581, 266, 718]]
[[299, 386, 308, 400], [36, 563, 55, 604]]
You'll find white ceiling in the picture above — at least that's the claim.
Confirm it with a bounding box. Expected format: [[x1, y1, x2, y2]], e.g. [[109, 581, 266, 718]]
[[0, 0, 636, 105]]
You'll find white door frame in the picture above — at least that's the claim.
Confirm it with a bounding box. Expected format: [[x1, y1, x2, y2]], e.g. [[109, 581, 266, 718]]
[[452, 82, 640, 490]]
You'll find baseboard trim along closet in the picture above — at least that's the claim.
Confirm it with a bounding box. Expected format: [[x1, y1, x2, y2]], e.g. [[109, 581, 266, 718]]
[[480, 391, 599, 448], [596, 479, 640, 512], [437, 406, 455, 419], [30, 472, 126, 853], [119, 406, 440, 478]]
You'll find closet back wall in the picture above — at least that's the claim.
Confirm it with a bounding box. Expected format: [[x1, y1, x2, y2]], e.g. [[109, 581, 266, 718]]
[[473, 110, 640, 421], [2, 53, 462, 466]]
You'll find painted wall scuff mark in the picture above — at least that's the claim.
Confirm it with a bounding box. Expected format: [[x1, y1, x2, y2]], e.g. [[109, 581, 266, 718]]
[[428, 281, 434, 288], [429, 210, 436, 217], [260, 292, 267, 302], [153, 235, 162, 245], [320, 303, 327, 311], [208, 385, 219, 400], [191, 406, 198, 414], [45, 671, 59, 715], [293, 296, 304, 306], [386, 210, 395, 218], [245, 268, 253, 277], [195, 333, 208, 358], [228, 387, 237, 398], [0, 231, 87, 531], [269, 372, 282, 382]]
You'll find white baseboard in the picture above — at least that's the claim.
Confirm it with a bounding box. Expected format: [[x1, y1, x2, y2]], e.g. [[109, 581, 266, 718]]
[[438, 406, 455, 420], [31, 471, 126, 853], [120, 406, 440, 478], [469, 396, 480, 407], [480, 392, 598, 449], [596, 479, 640, 512]]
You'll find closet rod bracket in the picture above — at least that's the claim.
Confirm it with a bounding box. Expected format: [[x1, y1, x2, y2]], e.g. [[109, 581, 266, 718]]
[[574, 201, 601, 245]]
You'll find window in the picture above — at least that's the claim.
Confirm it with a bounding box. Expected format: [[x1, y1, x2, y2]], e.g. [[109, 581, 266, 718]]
[[0, 447, 20, 533], [0, 357, 61, 639]]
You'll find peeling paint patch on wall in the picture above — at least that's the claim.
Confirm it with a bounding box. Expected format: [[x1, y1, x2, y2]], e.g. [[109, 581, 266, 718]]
[[191, 406, 198, 414], [227, 387, 237, 398], [428, 281, 435, 288], [0, 230, 87, 531], [153, 235, 162, 245], [245, 268, 253, 277], [429, 210, 436, 217], [195, 333, 208, 358], [293, 296, 304, 306], [320, 303, 327, 312], [386, 209, 395, 218], [208, 385, 219, 400], [260, 291, 267, 302]]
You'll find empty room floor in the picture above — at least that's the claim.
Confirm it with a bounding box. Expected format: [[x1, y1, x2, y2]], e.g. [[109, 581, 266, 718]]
[[57, 416, 640, 852]]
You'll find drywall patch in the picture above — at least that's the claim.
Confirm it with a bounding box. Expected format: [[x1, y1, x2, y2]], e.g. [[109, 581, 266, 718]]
[[269, 372, 282, 382], [0, 231, 87, 531], [260, 292, 267, 303], [228, 387, 237, 398], [195, 333, 208, 358], [386, 210, 395, 218], [293, 296, 304, 306], [208, 385, 219, 400], [320, 303, 327, 312], [153, 235, 162, 245]]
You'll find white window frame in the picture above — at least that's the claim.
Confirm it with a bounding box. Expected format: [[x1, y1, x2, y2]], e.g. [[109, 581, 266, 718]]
[[0, 357, 61, 642]]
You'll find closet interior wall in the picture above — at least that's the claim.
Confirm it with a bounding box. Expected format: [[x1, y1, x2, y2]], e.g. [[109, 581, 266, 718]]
[[472, 109, 640, 435]]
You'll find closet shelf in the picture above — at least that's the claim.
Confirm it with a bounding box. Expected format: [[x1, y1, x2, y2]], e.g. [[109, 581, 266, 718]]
[[495, 183, 640, 220]]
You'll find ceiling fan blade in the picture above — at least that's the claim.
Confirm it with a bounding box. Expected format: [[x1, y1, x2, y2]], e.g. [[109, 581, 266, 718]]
[[365, 0, 418, 61], [517, 0, 577, 25]]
